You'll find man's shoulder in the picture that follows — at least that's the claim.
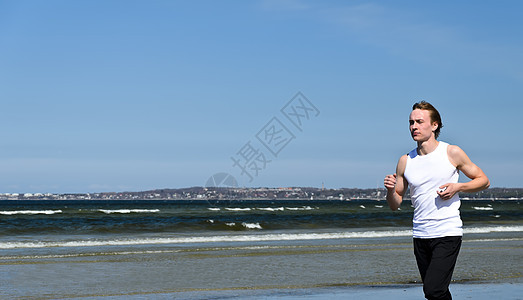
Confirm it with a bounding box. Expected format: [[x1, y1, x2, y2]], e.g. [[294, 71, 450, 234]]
[[446, 144, 464, 157], [444, 143, 467, 167], [396, 154, 408, 174]]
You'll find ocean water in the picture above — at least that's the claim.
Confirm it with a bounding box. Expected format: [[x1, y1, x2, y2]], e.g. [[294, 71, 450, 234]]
[[1, 200, 521, 299]]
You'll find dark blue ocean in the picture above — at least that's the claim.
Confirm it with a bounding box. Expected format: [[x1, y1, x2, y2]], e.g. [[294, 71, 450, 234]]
[[1, 199, 521, 248]]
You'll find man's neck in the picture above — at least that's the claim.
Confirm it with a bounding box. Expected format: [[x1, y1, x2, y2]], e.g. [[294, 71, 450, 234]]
[[417, 138, 439, 156]]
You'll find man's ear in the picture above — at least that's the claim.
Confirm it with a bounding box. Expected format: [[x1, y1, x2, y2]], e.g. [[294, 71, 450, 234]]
[[432, 121, 439, 132]]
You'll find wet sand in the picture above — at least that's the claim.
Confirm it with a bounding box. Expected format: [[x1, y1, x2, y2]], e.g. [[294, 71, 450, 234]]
[[179, 283, 523, 300], [129, 283, 523, 300], [2, 234, 521, 299]]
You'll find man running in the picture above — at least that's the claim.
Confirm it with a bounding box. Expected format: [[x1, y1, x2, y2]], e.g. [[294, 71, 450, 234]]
[[384, 101, 490, 300]]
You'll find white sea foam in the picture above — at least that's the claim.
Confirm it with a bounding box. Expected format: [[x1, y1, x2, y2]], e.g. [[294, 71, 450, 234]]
[[0, 231, 410, 249], [98, 209, 160, 214], [242, 222, 262, 229], [465, 238, 523, 243], [285, 206, 314, 211], [463, 226, 523, 234], [225, 222, 236, 226], [2, 225, 521, 250], [207, 208, 221, 211], [472, 207, 494, 211], [224, 208, 251, 211], [257, 207, 284, 211], [0, 210, 62, 215]]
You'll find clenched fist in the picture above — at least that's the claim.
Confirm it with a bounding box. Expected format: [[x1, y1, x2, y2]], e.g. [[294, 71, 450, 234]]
[[384, 173, 397, 191]]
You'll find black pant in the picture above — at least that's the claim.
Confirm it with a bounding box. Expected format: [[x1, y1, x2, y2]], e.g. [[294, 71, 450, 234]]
[[413, 236, 462, 300]]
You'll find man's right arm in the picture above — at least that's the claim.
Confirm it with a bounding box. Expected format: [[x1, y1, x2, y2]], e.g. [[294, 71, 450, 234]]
[[384, 155, 408, 211]]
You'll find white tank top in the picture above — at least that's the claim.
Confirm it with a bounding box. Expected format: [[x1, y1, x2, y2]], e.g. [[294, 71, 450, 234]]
[[404, 141, 463, 238]]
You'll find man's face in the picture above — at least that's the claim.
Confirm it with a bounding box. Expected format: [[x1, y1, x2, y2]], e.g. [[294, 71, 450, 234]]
[[409, 109, 438, 142]]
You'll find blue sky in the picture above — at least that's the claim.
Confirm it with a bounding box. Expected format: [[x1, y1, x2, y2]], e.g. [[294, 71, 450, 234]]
[[1, 0, 522, 193]]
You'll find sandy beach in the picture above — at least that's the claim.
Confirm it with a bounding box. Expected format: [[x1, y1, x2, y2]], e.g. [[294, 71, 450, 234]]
[[2, 235, 521, 299], [94, 283, 522, 300]]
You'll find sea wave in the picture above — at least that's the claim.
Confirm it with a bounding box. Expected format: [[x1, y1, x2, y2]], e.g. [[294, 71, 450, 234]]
[[463, 226, 522, 234], [285, 206, 314, 211], [0, 231, 410, 249], [0, 210, 63, 215], [472, 206, 494, 211], [242, 222, 262, 229], [224, 208, 251, 211], [2, 225, 521, 249], [97, 209, 160, 214], [257, 207, 284, 211], [223, 222, 263, 229], [220, 207, 315, 212]]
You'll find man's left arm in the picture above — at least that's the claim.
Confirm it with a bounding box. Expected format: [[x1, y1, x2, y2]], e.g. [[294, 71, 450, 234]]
[[438, 145, 490, 200]]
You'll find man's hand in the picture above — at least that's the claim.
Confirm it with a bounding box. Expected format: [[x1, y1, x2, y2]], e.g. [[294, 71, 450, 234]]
[[384, 173, 397, 191], [437, 183, 461, 200], [385, 155, 407, 211]]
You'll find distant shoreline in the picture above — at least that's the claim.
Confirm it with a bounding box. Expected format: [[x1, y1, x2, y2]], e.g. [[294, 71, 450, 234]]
[[1, 186, 521, 201], [0, 197, 520, 202]]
